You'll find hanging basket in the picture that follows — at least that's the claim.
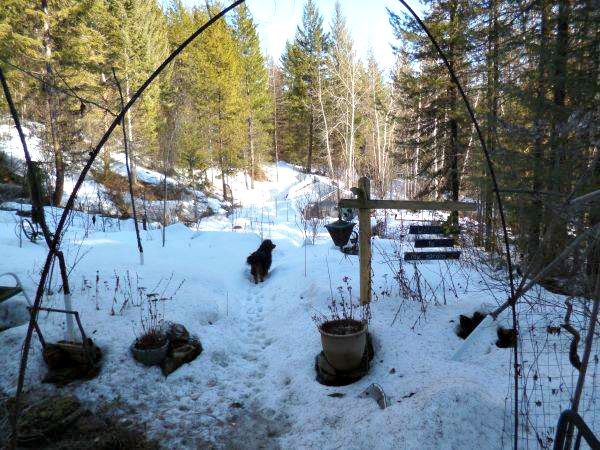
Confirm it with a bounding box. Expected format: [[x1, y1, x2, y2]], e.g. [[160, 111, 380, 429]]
[[325, 219, 356, 248]]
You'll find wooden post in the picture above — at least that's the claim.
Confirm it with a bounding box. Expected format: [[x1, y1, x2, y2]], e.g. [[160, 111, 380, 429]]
[[338, 177, 477, 305], [357, 177, 372, 305]]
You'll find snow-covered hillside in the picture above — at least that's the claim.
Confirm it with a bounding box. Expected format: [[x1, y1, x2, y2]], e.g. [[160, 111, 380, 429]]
[[0, 123, 223, 220], [0, 160, 530, 449]]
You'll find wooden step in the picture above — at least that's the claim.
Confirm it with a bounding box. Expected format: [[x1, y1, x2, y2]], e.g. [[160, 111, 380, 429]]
[[414, 238, 455, 248], [404, 251, 461, 261]]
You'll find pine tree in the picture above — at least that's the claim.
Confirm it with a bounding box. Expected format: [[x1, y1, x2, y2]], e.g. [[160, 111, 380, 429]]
[[234, 4, 271, 188], [389, 0, 476, 227], [107, 0, 169, 182], [281, 0, 329, 173], [193, 2, 243, 199], [161, 1, 205, 184], [40, 0, 112, 205], [0, 1, 42, 142]]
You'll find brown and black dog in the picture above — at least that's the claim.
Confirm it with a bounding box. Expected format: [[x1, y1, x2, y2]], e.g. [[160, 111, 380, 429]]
[[246, 239, 276, 284]]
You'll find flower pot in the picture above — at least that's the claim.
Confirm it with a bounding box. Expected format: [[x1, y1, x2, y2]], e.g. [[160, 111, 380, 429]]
[[319, 319, 367, 372], [131, 339, 169, 366]]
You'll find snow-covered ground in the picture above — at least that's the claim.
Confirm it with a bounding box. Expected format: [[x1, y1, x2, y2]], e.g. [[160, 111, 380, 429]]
[[0, 162, 526, 449]]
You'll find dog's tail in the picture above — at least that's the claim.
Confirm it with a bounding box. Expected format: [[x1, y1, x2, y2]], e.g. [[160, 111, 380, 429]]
[[246, 253, 257, 265]]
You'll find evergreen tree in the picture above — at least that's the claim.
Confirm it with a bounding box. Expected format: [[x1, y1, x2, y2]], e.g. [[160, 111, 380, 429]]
[[281, 0, 329, 173], [40, 0, 112, 205], [194, 2, 243, 199], [234, 4, 271, 188], [107, 0, 169, 181]]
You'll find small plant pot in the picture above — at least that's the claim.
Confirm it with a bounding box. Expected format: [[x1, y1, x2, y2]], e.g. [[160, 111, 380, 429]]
[[131, 339, 169, 366], [319, 319, 367, 372]]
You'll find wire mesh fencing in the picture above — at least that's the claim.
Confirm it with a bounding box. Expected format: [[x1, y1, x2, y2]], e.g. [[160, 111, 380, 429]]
[[503, 296, 600, 449]]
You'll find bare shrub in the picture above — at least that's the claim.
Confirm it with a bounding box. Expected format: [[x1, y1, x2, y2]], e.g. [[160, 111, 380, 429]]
[[312, 276, 371, 328]]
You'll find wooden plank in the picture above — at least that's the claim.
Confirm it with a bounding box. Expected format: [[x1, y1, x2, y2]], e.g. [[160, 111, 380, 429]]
[[409, 225, 446, 235], [404, 251, 461, 261], [357, 177, 372, 305], [414, 238, 455, 248], [338, 198, 477, 212]]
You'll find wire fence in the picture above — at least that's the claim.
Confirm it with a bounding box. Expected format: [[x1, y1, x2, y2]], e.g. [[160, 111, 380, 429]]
[[503, 297, 600, 449]]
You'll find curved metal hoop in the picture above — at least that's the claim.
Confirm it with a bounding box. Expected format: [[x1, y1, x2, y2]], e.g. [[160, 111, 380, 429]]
[[4, 1, 519, 443], [394, 1, 518, 448]]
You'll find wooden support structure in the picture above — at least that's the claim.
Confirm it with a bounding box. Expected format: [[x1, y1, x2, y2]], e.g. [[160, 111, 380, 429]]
[[356, 178, 372, 307], [338, 177, 477, 305]]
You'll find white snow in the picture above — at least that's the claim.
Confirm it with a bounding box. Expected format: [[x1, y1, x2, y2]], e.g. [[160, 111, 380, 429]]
[[111, 153, 178, 186], [0, 123, 44, 164], [0, 162, 541, 448]]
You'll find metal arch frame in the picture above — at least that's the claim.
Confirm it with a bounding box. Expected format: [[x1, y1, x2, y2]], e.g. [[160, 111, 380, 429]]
[[553, 409, 600, 450], [2, 0, 519, 443]]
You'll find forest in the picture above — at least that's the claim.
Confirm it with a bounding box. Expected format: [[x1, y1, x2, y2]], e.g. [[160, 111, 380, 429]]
[[1, 0, 598, 279]]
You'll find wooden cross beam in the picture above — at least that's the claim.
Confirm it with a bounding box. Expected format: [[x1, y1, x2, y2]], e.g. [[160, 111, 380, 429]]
[[339, 177, 477, 305]]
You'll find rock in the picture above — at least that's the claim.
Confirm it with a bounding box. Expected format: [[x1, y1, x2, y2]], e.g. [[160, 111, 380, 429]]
[[456, 311, 487, 339], [496, 327, 517, 349], [161, 336, 203, 376], [163, 322, 190, 344]]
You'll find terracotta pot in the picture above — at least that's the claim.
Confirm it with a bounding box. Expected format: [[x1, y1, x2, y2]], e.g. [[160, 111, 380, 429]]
[[131, 339, 169, 366], [319, 319, 367, 371]]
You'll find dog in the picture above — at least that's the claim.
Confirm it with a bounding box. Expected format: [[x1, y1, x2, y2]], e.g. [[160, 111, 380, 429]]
[[246, 239, 276, 284]]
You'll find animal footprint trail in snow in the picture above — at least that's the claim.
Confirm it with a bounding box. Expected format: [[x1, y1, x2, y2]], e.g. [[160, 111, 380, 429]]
[[231, 287, 274, 406]]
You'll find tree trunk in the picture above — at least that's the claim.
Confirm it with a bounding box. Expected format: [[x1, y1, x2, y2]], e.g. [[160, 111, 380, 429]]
[[527, 0, 550, 265], [447, 0, 460, 229], [100, 72, 111, 178], [272, 66, 280, 181], [41, 0, 63, 207], [306, 106, 313, 174], [484, 0, 500, 251], [125, 71, 137, 187], [217, 96, 228, 200], [248, 117, 255, 189], [544, 0, 570, 271], [317, 71, 334, 179]]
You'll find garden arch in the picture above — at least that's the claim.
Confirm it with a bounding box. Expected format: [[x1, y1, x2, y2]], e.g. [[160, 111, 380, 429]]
[[1, 0, 522, 444]]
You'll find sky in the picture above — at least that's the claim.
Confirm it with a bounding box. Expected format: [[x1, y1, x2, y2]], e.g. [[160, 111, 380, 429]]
[[166, 0, 426, 73]]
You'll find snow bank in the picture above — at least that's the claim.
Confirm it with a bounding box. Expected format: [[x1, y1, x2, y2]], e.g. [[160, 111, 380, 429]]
[[111, 153, 178, 186]]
